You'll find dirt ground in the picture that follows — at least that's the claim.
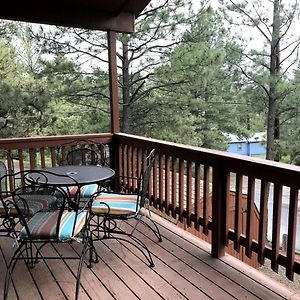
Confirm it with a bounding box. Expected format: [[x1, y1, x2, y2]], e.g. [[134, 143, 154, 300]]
[[259, 260, 300, 294]]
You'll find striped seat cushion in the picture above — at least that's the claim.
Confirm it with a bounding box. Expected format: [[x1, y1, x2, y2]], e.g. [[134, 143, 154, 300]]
[[60, 183, 100, 198], [92, 193, 139, 215], [0, 195, 57, 217], [20, 210, 87, 241]]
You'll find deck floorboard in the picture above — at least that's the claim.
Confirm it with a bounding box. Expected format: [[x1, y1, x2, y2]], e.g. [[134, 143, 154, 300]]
[[1, 214, 299, 300]]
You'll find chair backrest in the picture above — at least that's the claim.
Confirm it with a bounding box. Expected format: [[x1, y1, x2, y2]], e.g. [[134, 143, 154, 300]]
[[0, 170, 18, 237], [57, 139, 107, 166], [0, 150, 15, 195], [67, 148, 99, 166], [0, 161, 8, 195], [14, 170, 82, 240], [24, 169, 81, 206], [0, 151, 16, 221], [138, 149, 155, 207], [0, 170, 33, 237]]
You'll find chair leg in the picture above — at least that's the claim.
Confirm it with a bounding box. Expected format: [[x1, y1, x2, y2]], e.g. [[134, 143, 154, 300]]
[[102, 233, 155, 267], [34, 242, 48, 264], [104, 219, 155, 267], [131, 212, 162, 242], [24, 241, 36, 268], [4, 241, 26, 299], [87, 233, 99, 267], [75, 234, 90, 300], [90, 215, 155, 267], [88, 242, 99, 267], [128, 234, 155, 267], [87, 217, 99, 267]]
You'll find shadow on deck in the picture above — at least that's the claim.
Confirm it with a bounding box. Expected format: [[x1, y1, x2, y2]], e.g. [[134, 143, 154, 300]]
[[1, 214, 299, 300]]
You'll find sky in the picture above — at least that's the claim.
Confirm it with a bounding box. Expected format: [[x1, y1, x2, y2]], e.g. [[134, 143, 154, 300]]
[[200, 0, 300, 74]]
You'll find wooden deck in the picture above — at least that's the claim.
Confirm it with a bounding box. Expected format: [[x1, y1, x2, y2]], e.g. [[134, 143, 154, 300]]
[[1, 215, 299, 300]]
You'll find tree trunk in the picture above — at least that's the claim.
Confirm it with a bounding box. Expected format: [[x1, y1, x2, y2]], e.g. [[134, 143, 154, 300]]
[[266, 0, 281, 161], [121, 39, 131, 133]]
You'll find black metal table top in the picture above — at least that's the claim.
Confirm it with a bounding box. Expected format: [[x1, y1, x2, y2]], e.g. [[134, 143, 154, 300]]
[[33, 165, 115, 186]]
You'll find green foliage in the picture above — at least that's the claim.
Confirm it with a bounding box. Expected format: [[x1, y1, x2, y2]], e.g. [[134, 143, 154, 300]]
[[0, 3, 299, 165], [0, 38, 24, 137], [142, 8, 248, 150], [218, 0, 300, 161]]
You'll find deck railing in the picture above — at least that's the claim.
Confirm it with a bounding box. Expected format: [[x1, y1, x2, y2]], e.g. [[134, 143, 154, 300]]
[[113, 133, 300, 281], [0, 133, 113, 170], [1, 132, 300, 280]]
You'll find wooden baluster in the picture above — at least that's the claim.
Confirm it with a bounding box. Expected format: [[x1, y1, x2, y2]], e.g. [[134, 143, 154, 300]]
[[132, 147, 137, 190], [159, 154, 164, 211], [203, 165, 210, 235], [7, 150, 14, 190], [186, 161, 192, 227], [137, 148, 142, 192], [127, 145, 131, 190], [179, 159, 184, 223], [17, 149, 24, 173], [153, 153, 158, 208], [137, 148, 142, 178], [286, 188, 298, 280], [224, 171, 230, 246], [123, 145, 127, 187], [171, 157, 177, 219], [234, 173, 243, 252], [40, 148, 46, 168], [165, 155, 171, 215], [117, 143, 123, 186], [194, 162, 200, 231], [148, 149, 154, 205], [29, 148, 36, 170], [271, 183, 283, 272], [62, 146, 67, 165], [258, 180, 269, 265], [245, 176, 255, 258]]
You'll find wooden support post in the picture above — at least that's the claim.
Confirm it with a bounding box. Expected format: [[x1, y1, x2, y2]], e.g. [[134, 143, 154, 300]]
[[107, 30, 120, 133], [211, 164, 228, 258]]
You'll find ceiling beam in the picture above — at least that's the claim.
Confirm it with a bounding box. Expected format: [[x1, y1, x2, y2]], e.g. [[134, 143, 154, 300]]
[[0, 8, 135, 32]]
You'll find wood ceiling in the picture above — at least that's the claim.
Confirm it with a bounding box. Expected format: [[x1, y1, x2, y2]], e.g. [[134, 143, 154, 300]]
[[0, 0, 151, 33]]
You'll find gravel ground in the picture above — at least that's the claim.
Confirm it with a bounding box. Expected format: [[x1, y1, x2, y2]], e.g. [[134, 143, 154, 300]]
[[259, 260, 300, 294]]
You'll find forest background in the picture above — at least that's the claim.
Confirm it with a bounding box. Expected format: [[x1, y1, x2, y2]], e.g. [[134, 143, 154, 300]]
[[0, 0, 299, 164]]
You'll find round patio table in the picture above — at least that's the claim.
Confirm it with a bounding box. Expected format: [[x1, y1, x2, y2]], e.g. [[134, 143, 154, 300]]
[[26, 165, 115, 210], [36, 165, 115, 186]]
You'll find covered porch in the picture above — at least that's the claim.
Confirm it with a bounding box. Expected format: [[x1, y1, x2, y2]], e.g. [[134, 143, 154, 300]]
[[0, 0, 300, 298]]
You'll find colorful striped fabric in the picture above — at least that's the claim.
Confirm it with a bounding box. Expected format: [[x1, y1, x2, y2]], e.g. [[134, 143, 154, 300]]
[[61, 183, 100, 198], [0, 195, 57, 216], [20, 210, 87, 241], [92, 193, 139, 215]]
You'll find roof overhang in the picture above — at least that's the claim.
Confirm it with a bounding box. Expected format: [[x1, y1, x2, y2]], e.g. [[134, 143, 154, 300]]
[[0, 0, 151, 33]]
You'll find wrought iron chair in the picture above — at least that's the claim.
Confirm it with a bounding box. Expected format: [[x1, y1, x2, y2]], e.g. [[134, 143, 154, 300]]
[[3, 170, 91, 300], [57, 138, 107, 167], [0, 150, 14, 237], [57, 139, 108, 199], [0, 168, 58, 238], [89, 149, 161, 268]]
